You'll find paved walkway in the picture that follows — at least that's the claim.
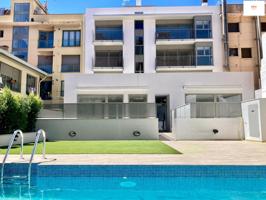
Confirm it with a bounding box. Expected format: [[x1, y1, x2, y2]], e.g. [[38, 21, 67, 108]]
[[0, 141, 266, 165]]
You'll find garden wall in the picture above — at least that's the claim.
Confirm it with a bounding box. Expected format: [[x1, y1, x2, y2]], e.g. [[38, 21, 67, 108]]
[[0, 132, 36, 147]]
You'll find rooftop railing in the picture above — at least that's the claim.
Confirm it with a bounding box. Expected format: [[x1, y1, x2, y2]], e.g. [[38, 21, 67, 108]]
[[38, 103, 156, 119]]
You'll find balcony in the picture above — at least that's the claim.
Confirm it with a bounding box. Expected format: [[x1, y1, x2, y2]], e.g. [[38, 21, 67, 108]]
[[156, 28, 194, 40], [61, 64, 80, 73], [156, 55, 195, 68], [94, 27, 123, 46], [38, 65, 53, 74], [94, 56, 123, 72], [38, 40, 54, 48]]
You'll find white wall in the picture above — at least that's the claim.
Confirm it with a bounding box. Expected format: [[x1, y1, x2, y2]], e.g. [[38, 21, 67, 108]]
[[0, 132, 36, 147], [64, 72, 254, 108], [173, 118, 244, 140], [36, 118, 159, 140], [123, 19, 135, 73], [144, 19, 156, 73]]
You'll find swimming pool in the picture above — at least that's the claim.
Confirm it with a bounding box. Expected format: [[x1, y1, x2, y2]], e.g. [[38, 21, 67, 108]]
[[1, 165, 266, 200]]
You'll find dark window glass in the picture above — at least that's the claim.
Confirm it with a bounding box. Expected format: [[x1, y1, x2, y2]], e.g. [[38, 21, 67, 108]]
[[95, 51, 123, 68], [61, 55, 80, 72], [14, 3, 30, 22], [195, 20, 212, 38], [0, 62, 21, 92], [241, 48, 252, 58], [62, 30, 81, 47], [229, 48, 238, 56], [0, 30, 3, 38], [261, 23, 266, 32], [196, 46, 213, 66], [135, 62, 144, 73], [40, 81, 52, 100], [135, 21, 144, 29], [38, 56, 53, 74], [38, 31, 54, 48], [26, 74, 37, 95], [12, 27, 29, 61], [228, 23, 239, 32], [60, 81, 64, 97], [95, 26, 123, 41]]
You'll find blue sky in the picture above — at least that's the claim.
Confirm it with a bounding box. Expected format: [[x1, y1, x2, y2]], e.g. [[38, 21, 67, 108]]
[[1, 0, 244, 14]]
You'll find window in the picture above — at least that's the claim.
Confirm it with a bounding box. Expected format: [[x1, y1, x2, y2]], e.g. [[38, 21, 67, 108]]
[[195, 20, 212, 38], [135, 62, 144, 73], [135, 20, 144, 73], [62, 30, 81, 47], [196, 46, 213, 66], [261, 23, 266, 32], [12, 27, 29, 61], [61, 55, 80, 72], [229, 48, 238, 57], [228, 23, 239, 32], [241, 48, 252, 58], [38, 56, 53, 74], [129, 94, 147, 103], [0, 62, 21, 92], [14, 3, 30, 22], [26, 74, 37, 95], [185, 94, 242, 104], [0, 30, 3, 38], [60, 81, 64, 97], [38, 31, 54, 48], [95, 51, 123, 67]]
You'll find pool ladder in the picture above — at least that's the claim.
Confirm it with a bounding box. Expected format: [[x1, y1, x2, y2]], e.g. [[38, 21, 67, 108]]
[[0, 129, 47, 184]]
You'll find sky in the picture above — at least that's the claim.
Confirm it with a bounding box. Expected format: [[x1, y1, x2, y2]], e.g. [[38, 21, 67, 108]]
[[0, 0, 244, 14]]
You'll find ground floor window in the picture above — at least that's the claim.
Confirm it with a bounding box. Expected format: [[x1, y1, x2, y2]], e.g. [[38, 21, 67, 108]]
[[129, 94, 147, 103], [185, 94, 242, 104], [77, 95, 123, 103], [26, 74, 37, 95], [0, 62, 21, 92]]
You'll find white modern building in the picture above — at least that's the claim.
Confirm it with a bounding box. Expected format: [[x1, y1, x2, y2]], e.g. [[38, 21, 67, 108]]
[[63, 1, 254, 134]]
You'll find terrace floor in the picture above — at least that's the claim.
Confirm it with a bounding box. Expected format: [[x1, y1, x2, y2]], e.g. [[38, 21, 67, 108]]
[[0, 141, 266, 165]]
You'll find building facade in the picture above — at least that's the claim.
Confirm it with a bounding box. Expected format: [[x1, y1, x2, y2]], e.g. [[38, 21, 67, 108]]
[[226, 4, 266, 89], [0, 0, 84, 102], [64, 3, 254, 132]]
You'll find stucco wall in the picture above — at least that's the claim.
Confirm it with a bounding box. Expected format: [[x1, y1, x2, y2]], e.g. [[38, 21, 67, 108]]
[[173, 118, 244, 140], [36, 118, 159, 140], [0, 132, 36, 147]]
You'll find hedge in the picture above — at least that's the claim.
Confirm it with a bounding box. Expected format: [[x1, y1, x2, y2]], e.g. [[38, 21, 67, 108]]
[[0, 87, 43, 134]]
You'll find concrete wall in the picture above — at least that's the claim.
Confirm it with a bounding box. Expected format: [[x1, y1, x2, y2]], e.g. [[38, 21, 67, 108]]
[[36, 118, 159, 140], [0, 132, 36, 147], [64, 72, 254, 109], [173, 118, 244, 140]]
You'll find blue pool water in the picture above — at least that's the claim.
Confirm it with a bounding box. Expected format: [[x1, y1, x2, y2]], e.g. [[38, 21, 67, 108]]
[[1, 165, 266, 200]]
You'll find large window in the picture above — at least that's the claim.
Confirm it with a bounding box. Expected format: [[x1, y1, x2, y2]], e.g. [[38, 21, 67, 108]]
[[0, 62, 21, 92], [38, 56, 53, 74], [61, 55, 80, 72], [196, 46, 213, 66], [195, 20, 212, 38], [26, 74, 37, 95], [12, 27, 29, 61], [228, 23, 239, 32], [38, 31, 54, 48], [14, 3, 30, 22], [62, 30, 81, 47]]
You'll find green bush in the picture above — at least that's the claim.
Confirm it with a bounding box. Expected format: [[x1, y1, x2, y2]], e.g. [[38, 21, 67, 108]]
[[0, 88, 43, 134]]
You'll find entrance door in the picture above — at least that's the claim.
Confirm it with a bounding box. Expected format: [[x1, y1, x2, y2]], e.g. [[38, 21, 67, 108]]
[[40, 81, 52, 100], [156, 96, 170, 132]]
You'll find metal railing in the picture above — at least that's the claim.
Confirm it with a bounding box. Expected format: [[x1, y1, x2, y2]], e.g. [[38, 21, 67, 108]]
[[38, 103, 156, 119], [38, 65, 53, 74], [175, 102, 242, 119], [61, 64, 80, 73], [156, 55, 195, 67], [95, 56, 123, 68], [28, 129, 46, 184], [1, 130, 24, 184], [95, 29, 123, 41], [38, 40, 54, 48]]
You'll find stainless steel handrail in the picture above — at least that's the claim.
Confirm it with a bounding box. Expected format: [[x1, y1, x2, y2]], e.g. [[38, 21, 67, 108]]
[[1, 130, 24, 184], [28, 129, 46, 184]]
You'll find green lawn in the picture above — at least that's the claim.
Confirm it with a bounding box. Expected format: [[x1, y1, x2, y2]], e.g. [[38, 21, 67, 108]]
[[0, 141, 180, 154]]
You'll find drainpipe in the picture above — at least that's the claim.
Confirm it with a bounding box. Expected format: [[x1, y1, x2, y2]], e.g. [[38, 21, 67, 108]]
[[221, 0, 229, 71], [255, 16, 262, 88]]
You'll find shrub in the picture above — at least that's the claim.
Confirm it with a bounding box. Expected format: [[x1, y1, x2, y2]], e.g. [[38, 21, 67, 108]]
[[0, 88, 43, 134]]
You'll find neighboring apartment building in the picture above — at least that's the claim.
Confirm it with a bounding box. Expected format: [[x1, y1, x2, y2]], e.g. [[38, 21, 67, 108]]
[[226, 4, 266, 89], [0, 0, 83, 102], [64, 2, 254, 132], [0, 48, 47, 95]]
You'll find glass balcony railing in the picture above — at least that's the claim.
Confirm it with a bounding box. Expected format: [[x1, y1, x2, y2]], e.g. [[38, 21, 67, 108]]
[[95, 56, 123, 68], [197, 55, 213, 66], [61, 64, 80, 73], [156, 28, 194, 40], [95, 28, 123, 41], [38, 40, 54, 48], [156, 55, 195, 67], [38, 65, 53, 74], [195, 29, 212, 39]]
